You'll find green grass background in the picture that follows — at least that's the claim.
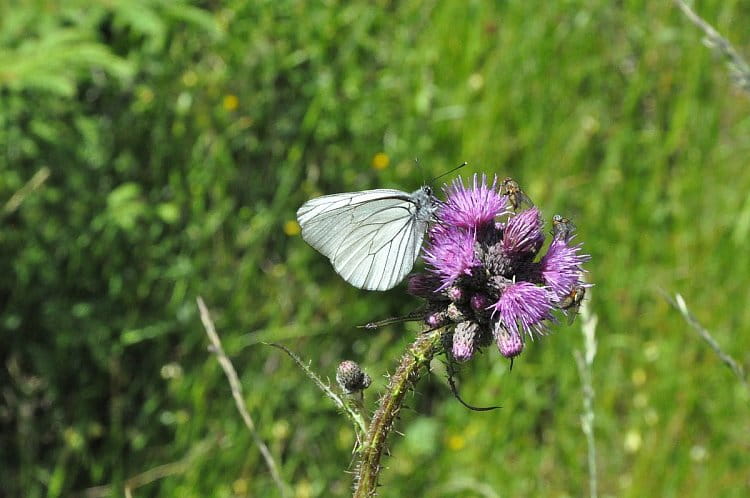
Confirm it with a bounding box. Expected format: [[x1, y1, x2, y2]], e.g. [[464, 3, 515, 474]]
[[2, 0, 749, 496]]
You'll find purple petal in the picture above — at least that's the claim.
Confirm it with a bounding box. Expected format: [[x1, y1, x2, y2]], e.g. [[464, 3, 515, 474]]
[[489, 281, 553, 338], [540, 238, 591, 301], [502, 207, 545, 255], [407, 274, 443, 299], [423, 226, 480, 289], [439, 174, 509, 229]]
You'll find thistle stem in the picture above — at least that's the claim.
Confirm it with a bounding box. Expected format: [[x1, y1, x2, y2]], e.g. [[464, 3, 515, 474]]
[[353, 328, 444, 497]]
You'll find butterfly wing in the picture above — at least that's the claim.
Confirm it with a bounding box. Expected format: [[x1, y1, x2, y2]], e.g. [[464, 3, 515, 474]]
[[297, 189, 428, 291]]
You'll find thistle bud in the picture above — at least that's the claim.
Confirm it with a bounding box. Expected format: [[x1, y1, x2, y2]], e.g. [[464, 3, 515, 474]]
[[336, 361, 372, 394], [494, 322, 524, 358], [452, 321, 479, 362]]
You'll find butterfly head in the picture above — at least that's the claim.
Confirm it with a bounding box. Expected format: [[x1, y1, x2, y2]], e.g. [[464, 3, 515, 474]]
[[412, 185, 439, 222]]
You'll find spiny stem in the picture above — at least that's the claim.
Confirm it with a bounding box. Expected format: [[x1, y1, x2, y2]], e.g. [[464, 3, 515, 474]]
[[353, 328, 444, 497], [265, 342, 368, 438]]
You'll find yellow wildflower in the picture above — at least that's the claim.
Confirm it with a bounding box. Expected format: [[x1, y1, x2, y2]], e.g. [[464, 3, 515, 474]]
[[223, 94, 239, 111], [284, 220, 301, 236], [371, 152, 390, 170]]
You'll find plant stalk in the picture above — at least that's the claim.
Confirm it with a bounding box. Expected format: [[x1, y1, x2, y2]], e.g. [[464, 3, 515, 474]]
[[353, 328, 443, 497]]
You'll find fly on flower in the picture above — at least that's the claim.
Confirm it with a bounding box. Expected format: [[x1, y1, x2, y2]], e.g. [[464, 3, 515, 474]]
[[551, 214, 576, 241], [557, 285, 586, 325], [501, 177, 534, 211]]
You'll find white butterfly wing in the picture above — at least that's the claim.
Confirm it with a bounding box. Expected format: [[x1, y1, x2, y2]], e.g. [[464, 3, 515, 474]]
[[297, 189, 428, 291]]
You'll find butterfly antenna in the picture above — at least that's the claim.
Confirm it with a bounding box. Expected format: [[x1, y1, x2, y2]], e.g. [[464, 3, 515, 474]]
[[431, 161, 468, 183]]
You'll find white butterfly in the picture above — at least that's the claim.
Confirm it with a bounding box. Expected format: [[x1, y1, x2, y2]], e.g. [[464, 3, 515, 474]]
[[296, 186, 438, 291]]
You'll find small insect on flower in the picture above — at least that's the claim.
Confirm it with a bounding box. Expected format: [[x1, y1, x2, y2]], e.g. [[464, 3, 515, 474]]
[[501, 177, 533, 211], [551, 214, 576, 241], [557, 285, 586, 324]]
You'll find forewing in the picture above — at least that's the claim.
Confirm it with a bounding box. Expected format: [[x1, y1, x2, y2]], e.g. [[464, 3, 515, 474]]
[[296, 190, 427, 291]]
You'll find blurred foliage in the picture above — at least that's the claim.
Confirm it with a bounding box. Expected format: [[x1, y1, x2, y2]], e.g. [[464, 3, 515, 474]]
[[1, 0, 750, 497]]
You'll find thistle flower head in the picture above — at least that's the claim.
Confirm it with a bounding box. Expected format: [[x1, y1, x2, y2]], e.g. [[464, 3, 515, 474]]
[[412, 174, 590, 365], [407, 273, 442, 299], [423, 226, 480, 290], [470, 293, 490, 312], [426, 311, 449, 328], [540, 238, 591, 301], [501, 207, 545, 255], [488, 281, 554, 337], [439, 174, 509, 228], [447, 286, 465, 303]]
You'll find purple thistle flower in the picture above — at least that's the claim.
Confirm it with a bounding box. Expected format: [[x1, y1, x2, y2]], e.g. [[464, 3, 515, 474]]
[[502, 207, 545, 255], [488, 281, 553, 338], [395, 174, 589, 365], [439, 174, 508, 228], [540, 238, 591, 301], [423, 226, 480, 290], [407, 273, 442, 299]]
